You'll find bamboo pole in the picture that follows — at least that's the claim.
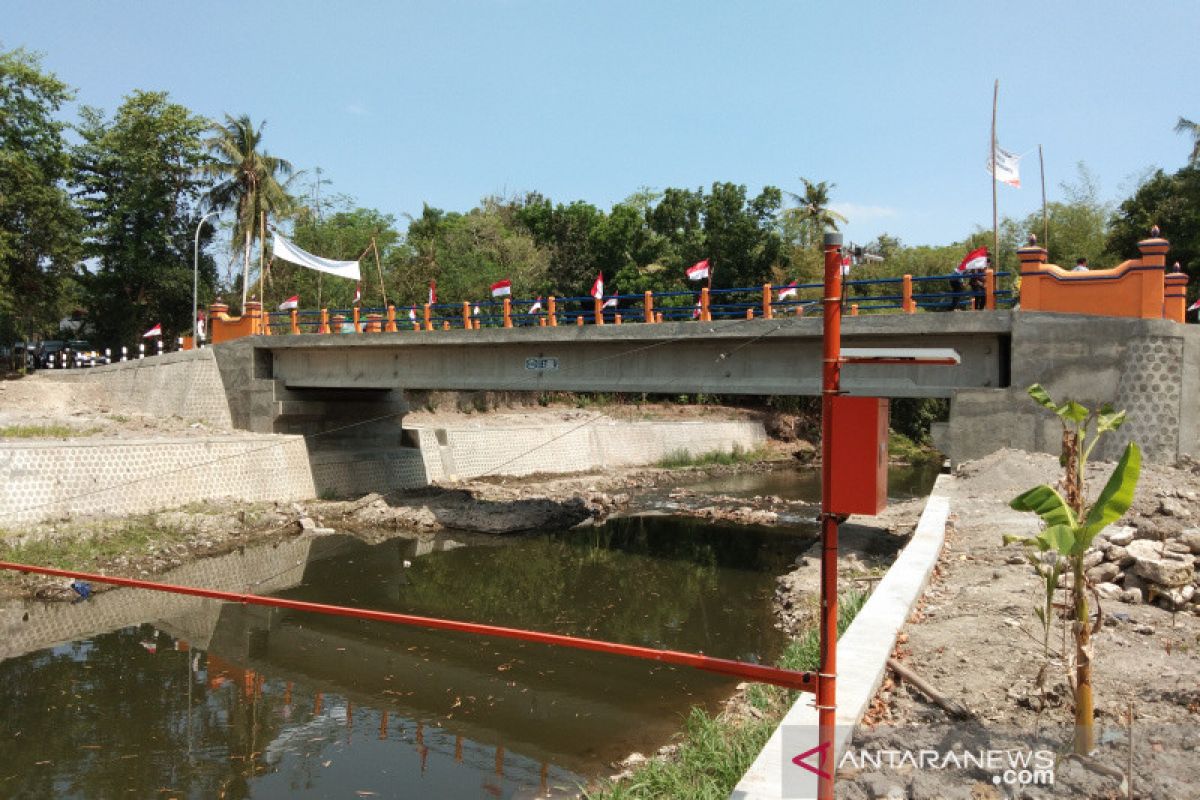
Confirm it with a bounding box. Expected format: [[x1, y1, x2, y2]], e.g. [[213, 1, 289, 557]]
[[1039, 144, 1048, 250], [257, 211, 266, 305], [371, 237, 388, 307], [991, 80, 999, 269]]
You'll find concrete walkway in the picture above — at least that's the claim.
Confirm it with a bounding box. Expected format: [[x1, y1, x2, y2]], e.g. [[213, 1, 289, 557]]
[[731, 475, 953, 800]]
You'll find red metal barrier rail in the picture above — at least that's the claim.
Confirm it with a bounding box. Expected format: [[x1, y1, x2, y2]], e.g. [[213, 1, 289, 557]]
[[0, 559, 816, 691]]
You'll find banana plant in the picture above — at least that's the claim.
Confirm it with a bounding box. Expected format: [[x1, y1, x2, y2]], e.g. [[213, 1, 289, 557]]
[[1004, 384, 1141, 755]]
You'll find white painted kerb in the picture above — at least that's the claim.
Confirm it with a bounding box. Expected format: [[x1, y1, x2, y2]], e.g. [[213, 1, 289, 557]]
[[731, 474, 954, 800]]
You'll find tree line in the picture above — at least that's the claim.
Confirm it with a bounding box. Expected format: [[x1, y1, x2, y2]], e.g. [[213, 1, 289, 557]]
[[3, 46, 1197, 348]]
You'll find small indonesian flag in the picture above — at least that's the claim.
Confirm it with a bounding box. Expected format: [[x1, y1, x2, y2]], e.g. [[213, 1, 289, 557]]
[[957, 246, 989, 274], [841, 255, 852, 275], [686, 258, 710, 281], [601, 296, 618, 309], [408, 306, 417, 322], [777, 281, 798, 300], [429, 281, 437, 305], [140, 640, 158, 654], [490, 279, 512, 297], [278, 295, 299, 311], [529, 296, 543, 314], [590, 272, 604, 299], [1189, 298, 1200, 312], [142, 323, 162, 338], [353, 283, 362, 304], [692, 303, 702, 319]]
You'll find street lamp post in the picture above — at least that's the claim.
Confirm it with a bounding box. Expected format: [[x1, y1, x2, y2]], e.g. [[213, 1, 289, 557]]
[[193, 211, 220, 345]]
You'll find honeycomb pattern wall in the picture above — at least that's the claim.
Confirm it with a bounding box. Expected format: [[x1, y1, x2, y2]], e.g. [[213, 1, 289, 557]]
[[1104, 336, 1184, 462]]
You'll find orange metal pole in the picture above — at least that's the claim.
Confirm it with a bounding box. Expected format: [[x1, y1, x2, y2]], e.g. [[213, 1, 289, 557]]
[[290, 309, 299, 335], [763, 283, 773, 320], [984, 268, 996, 310], [593, 297, 603, 325], [902, 274, 915, 313], [700, 287, 711, 321], [386, 305, 397, 333], [644, 290, 654, 323], [320, 308, 329, 334], [462, 301, 471, 328], [0, 559, 817, 691], [548, 296, 557, 327], [352, 307, 360, 333], [818, 232, 843, 800], [503, 297, 512, 328], [424, 303, 432, 331]]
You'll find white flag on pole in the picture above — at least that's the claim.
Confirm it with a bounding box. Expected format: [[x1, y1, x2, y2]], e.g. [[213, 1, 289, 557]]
[[987, 145, 1022, 188]]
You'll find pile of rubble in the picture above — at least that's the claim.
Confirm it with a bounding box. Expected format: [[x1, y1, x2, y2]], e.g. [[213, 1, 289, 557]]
[[1084, 517, 1199, 612]]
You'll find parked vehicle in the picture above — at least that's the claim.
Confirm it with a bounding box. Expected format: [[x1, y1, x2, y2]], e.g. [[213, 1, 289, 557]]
[[34, 340, 66, 369]]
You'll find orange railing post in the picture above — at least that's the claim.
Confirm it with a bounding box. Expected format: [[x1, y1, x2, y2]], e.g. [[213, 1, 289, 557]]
[[548, 296, 557, 327], [423, 303, 433, 331], [984, 268, 996, 310], [503, 298, 512, 328], [745, 308, 754, 319], [644, 291, 654, 323], [352, 307, 360, 333], [700, 287, 711, 321], [576, 314, 584, 327], [462, 301, 471, 329], [902, 274, 916, 313], [386, 305, 398, 332], [850, 303, 859, 316], [320, 308, 330, 334], [365, 313, 383, 333], [593, 297, 603, 325], [763, 283, 773, 320], [290, 309, 300, 334]]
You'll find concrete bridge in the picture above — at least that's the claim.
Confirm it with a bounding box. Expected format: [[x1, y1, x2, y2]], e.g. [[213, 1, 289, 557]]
[[189, 308, 1195, 466]]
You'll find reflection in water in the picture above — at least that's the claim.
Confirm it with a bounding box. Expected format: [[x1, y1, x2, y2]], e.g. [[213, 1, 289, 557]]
[[683, 463, 941, 502], [0, 516, 814, 798]]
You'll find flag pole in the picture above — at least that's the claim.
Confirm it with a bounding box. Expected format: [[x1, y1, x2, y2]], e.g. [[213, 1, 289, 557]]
[[991, 79, 999, 267], [258, 210, 266, 303], [371, 237, 388, 307], [1039, 144, 1048, 249]]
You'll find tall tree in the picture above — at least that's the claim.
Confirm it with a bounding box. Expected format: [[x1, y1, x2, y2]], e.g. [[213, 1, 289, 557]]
[[73, 91, 213, 345], [0, 48, 83, 341], [1174, 116, 1200, 165], [1107, 165, 1200, 283], [202, 114, 295, 308]]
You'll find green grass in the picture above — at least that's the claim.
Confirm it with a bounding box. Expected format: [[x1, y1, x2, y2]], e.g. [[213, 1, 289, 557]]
[[586, 590, 868, 799], [0, 424, 100, 438], [655, 444, 767, 469], [0, 518, 191, 572]]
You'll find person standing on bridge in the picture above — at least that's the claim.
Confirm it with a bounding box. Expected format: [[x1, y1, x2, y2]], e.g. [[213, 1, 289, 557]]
[[1072, 257, 1090, 272]]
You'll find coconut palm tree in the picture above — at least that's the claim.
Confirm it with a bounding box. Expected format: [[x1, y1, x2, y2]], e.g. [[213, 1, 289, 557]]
[[787, 178, 848, 232], [202, 114, 296, 307], [1175, 116, 1200, 165]]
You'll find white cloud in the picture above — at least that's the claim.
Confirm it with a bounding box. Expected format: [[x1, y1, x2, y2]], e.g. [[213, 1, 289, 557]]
[[829, 202, 898, 223]]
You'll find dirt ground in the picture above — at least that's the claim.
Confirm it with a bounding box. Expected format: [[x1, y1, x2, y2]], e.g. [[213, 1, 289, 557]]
[[840, 449, 1200, 800]]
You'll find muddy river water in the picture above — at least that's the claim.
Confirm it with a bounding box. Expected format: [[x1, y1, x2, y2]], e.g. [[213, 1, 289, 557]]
[[0, 466, 936, 798]]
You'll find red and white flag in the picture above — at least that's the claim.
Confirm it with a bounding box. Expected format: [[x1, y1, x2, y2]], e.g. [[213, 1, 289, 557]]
[[601, 296, 618, 309], [1188, 298, 1200, 312], [692, 303, 702, 319], [841, 255, 852, 276], [529, 296, 543, 314], [278, 295, 299, 311], [686, 259, 710, 281], [590, 272, 604, 299], [142, 323, 162, 338], [987, 145, 1022, 188], [473, 304, 480, 316], [353, 283, 362, 304], [490, 279, 512, 297], [956, 246, 989, 274], [429, 281, 437, 305], [408, 306, 417, 322], [196, 311, 206, 340], [777, 281, 798, 300]]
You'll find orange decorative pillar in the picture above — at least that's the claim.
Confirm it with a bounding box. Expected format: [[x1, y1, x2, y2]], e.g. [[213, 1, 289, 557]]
[[700, 287, 711, 321], [423, 303, 433, 331], [1165, 271, 1188, 323], [461, 301, 471, 329], [1138, 227, 1170, 319], [352, 307, 360, 333], [745, 307, 754, 319], [365, 313, 383, 333], [319, 308, 330, 334], [762, 283, 773, 320], [548, 296, 557, 326], [984, 268, 996, 310], [385, 305, 398, 332], [644, 290, 654, 323], [243, 300, 263, 334], [1016, 238, 1049, 310], [593, 296, 603, 325], [850, 303, 859, 316], [503, 298, 512, 328], [330, 313, 346, 333], [576, 315, 584, 327], [290, 309, 300, 334]]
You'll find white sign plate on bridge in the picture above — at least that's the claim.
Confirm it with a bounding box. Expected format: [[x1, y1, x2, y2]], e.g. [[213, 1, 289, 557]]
[[525, 356, 560, 371]]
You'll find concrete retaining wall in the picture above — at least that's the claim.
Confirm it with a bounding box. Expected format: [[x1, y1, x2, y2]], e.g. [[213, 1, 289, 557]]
[[0, 434, 316, 525], [411, 419, 768, 482], [47, 348, 233, 427]]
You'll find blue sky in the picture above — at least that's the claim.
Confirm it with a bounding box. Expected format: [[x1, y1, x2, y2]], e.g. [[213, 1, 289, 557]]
[[9, 1, 1200, 247]]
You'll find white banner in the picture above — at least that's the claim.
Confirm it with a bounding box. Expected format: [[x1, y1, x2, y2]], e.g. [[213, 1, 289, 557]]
[[272, 233, 361, 281], [986, 146, 1022, 188]]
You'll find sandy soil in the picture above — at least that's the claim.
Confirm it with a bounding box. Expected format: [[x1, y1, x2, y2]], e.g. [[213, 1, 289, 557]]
[[840, 449, 1200, 800], [0, 374, 233, 439]]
